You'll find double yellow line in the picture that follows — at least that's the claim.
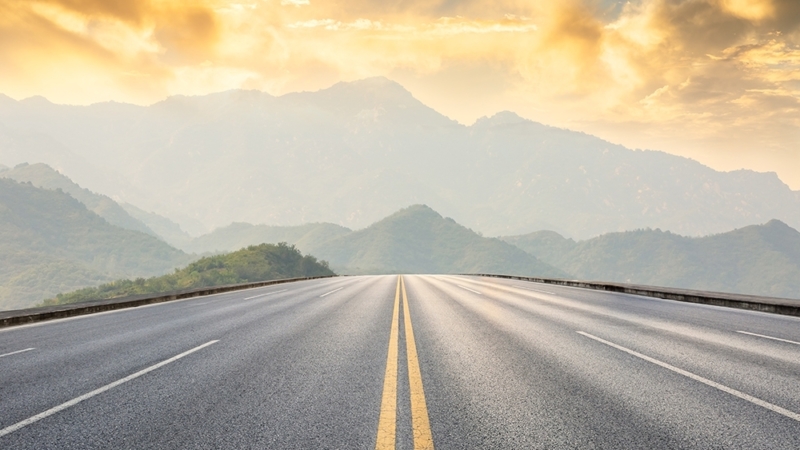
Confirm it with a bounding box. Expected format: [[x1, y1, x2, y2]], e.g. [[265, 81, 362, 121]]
[[376, 276, 434, 450]]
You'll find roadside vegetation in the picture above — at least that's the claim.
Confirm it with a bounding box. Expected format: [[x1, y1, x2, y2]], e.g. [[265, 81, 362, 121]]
[[42, 243, 334, 306]]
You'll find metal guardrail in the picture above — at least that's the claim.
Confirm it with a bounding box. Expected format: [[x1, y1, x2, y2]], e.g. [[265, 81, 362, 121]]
[[0, 275, 338, 328], [467, 274, 800, 317]]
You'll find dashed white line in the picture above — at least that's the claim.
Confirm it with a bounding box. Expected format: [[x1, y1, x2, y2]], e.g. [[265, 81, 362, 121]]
[[0, 340, 219, 438], [244, 289, 289, 300], [456, 284, 482, 295], [514, 285, 556, 295], [577, 331, 800, 422], [320, 287, 344, 297], [0, 348, 35, 359], [737, 331, 800, 346]]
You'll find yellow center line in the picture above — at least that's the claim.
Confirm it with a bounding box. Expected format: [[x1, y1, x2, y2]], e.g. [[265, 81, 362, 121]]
[[375, 276, 401, 450], [402, 276, 435, 450]]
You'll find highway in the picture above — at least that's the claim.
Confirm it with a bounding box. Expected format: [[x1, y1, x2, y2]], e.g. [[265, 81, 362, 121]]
[[1, 275, 799, 449]]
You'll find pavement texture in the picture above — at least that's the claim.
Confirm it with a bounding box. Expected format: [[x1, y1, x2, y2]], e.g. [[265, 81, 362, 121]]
[[1, 275, 798, 449]]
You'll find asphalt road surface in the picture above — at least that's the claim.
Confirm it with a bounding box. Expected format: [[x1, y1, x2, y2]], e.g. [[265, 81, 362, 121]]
[[1, 275, 799, 449]]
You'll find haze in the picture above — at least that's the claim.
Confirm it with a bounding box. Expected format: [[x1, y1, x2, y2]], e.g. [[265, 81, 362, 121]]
[[1, 0, 799, 188]]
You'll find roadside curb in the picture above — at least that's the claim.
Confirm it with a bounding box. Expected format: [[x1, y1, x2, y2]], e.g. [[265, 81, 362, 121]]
[[0, 275, 338, 328], [467, 274, 800, 318]]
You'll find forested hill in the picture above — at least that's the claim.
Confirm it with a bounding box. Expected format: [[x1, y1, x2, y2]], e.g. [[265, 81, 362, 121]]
[[45, 243, 334, 306], [0, 178, 191, 310], [309, 205, 565, 277], [502, 220, 800, 299]]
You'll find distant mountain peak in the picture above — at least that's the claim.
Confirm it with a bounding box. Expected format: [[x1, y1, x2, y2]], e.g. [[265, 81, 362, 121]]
[[318, 76, 416, 103], [473, 111, 530, 127], [20, 95, 54, 106], [333, 76, 408, 91]]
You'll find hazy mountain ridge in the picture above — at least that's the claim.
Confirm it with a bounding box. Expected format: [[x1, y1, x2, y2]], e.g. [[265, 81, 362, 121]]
[[0, 162, 156, 236], [1, 77, 798, 239], [502, 220, 800, 299], [120, 202, 193, 248], [0, 178, 192, 310], [184, 222, 352, 255]]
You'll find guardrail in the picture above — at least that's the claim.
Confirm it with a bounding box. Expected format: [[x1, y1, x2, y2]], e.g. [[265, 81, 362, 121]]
[[0, 275, 338, 328], [467, 274, 800, 317]]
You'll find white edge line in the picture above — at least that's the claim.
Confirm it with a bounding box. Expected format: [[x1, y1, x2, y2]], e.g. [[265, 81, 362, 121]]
[[0, 348, 35, 359], [737, 330, 800, 346], [244, 289, 289, 300], [576, 331, 800, 422], [514, 285, 556, 295], [0, 340, 219, 438], [320, 287, 344, 297], [456, 284, 482, 295]]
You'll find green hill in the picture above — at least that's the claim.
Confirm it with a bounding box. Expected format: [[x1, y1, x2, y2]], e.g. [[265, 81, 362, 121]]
[[501, 220, 800, 299], [310, 205, 565, 276], [0, 162, 155, 236], [184, 222, 352, 255], [44, 243, 334, 306], [0, 178, 192, 310]]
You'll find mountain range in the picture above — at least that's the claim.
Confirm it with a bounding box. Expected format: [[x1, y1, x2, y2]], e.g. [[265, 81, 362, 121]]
[[502, 220, 800, 299], [1, 77, 798, 239]]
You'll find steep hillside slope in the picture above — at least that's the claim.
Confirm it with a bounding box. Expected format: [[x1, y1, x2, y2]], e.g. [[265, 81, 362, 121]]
[[311, 205, 565, 276], [1, 78, 798, 238], [502, 220, 800, 299], [0, 179, 191, 310], [0, 162, 154, 235]]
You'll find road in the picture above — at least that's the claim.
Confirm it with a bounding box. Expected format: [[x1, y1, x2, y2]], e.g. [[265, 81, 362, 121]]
[[1, 275, 799, 449]]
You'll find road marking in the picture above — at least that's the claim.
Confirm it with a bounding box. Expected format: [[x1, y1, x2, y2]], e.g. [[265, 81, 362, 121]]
[[514, 285, 556, 295], [577, 331, 800, 422], [244, 289, 289, 300], [455, 284, 481, 295], [320, 287, 344, 297], [0, 348, 35, 359], [376, 277, 401, 450], [401, 276, 435, 449], [737, 331, 800, 346], [0, 340, 219, 438]]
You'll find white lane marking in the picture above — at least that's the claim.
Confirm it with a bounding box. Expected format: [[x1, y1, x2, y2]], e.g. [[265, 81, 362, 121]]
[[456, 284, 482, 295], [514, 285, 556, 295], [320, 287, 344, 297], [737, 331, 800, 346], [244, 289, 289, 300], [0, 340, 219, 438], [577, 331, 800, 422], [0, 348, 35, 359]]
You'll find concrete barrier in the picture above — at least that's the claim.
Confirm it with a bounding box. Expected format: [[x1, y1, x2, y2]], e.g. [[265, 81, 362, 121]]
[[0, 275, 338, 328], [467, 274, 800, 318]]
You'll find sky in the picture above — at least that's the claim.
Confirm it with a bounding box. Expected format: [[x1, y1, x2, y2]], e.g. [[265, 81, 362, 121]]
[[1, 0, 799, 188]]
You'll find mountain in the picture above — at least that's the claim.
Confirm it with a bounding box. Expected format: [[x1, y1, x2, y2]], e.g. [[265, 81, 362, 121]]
[[502, 220, 800, 299], [44, 243, 334, 306], [120, 202, 193, 248], [1, 78, 798, 238], [308, 205, 565, 276], [0, 178, 192, 310], [0, 162, 154, 235], [183, 222, 352, 255]]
